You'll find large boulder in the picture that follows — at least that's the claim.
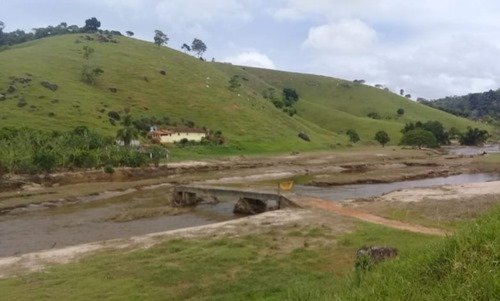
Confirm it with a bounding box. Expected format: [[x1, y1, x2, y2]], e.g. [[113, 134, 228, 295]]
[[233, 197, 267, 215]]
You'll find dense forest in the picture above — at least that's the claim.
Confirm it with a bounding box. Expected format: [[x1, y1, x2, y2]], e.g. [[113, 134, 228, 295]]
[[419, 89, 500, 121]]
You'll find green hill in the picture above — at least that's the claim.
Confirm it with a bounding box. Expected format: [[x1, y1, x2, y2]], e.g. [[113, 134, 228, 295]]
[[0, 34, 486, 154]]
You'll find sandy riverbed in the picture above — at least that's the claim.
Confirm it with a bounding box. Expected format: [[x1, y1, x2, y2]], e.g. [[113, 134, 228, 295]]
[[374, 180, 500, 203]]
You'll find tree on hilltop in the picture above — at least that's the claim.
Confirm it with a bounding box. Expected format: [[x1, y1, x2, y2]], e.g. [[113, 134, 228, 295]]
[[191, 38, 207, 58], [181, 43, 191, 53], [83, 17, 101, 33], [126, 31, 134, 37], [154, 30, 168, 46]]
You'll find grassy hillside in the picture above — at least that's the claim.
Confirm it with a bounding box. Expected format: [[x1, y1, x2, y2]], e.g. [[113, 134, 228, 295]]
[[0, 34, 486, 154]]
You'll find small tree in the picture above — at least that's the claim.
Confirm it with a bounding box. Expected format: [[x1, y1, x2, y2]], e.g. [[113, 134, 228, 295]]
[[191, 38, 207, 58], [147, 145, 168, 167], [153, 30, 168, 46], [405, 94, 412, 99], [400, 89, 404, 96], [283, 88, 299, 106], [397, 108, 405, 116], [83, 17, 101, 33], [181, 43, 191, 53], [346, 129, 360, 143], [400, 129, 438, 149], [374, 130, 390, 147], [126, 31, 134, 37], [116, 115, 139, 146]]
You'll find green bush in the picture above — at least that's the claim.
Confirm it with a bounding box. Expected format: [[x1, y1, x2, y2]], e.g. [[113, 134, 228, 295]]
[[346, 129, 360, 143], [400, 128, 438, 148]]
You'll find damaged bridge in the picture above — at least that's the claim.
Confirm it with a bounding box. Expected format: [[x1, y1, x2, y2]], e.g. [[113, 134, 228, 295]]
[[172, 185, 297, 214]]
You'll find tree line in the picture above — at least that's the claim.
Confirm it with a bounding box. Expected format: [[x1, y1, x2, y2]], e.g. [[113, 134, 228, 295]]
[[0, 18, 121, 48], [419, 89, 500, 122], [346, 120, 489, 148]]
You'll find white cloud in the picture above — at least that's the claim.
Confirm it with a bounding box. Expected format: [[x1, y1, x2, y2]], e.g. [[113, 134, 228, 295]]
[[155, 0, 252, 26], [223, 51, 276, 69], [303, 19, 376, 54]]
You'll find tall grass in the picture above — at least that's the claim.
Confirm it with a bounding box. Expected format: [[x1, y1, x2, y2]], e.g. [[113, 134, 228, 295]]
[[291, 205, 500, 300]]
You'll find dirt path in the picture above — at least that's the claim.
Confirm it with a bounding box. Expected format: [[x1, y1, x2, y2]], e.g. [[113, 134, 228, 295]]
[[292, 196, 449, 236]]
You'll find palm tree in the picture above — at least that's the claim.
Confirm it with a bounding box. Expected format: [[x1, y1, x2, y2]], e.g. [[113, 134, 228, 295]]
[[116, 115, 138, 147]]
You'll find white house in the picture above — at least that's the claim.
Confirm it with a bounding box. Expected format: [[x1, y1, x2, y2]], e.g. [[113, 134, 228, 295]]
[[149, 128, 207, 144]]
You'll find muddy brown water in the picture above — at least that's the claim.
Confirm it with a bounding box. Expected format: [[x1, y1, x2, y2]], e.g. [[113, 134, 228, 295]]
[[0, 197, 238, 257], [1, 173, 499, 257], [294, 173, 500, 202]]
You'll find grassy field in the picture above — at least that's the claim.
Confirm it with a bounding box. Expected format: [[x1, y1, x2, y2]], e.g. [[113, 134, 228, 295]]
[[0, 217, 440, 300], [1, 206, 497, 300], [0, 34, 487, 155]]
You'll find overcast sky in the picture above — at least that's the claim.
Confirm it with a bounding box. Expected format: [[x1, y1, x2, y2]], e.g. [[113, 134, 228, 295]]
[[3, 0, 500, 99]]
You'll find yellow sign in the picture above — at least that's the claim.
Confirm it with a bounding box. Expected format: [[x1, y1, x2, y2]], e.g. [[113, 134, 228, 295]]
[[279, 180, 294, 191]]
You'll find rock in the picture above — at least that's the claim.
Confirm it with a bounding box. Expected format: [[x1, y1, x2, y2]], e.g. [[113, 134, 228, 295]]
[[356, 246, 398, 264], [298, 132, 310, 142], [0, 94, 5, 101], [7, 85, 17, 93], [109, 87, 118, 93], [41, 81, 58, 91], [233, 197, 267, 215]]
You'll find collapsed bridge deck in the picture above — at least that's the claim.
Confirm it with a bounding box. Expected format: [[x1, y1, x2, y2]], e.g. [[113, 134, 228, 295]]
[[172, 185, 297, 211]]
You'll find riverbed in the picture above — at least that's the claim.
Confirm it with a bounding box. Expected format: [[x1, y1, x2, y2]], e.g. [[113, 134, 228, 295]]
[[1, 172, 499, 257]]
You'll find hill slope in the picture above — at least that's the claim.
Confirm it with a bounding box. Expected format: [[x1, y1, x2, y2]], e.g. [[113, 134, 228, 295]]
[[0, 34, 485, 153]]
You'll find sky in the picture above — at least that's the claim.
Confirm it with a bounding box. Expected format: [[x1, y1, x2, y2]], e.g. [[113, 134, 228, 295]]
[[2, 0, 500, 99]]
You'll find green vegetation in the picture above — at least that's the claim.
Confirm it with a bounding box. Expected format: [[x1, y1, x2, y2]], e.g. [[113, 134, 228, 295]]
[[2, 207, 497, 300], [0, 33, 488, 157], [0, 220, 438, 300], [0, 127, 164, 173], [459, 127, 491, 146], [421, 89, 500, 121], [303, 205, 500, 300], [374, 130, 390, 147], [400, 128, 438, 148], [346, 129, 360, 143]]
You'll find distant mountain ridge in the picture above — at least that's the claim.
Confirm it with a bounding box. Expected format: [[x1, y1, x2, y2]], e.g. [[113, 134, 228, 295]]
[[421, 89, 500, 121]]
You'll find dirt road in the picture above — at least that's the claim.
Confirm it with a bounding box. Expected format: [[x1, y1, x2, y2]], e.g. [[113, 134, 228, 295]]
[[292, 196, 449, 236]]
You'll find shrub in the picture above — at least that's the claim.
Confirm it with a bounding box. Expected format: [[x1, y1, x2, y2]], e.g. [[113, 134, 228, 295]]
[[367, 112, 381, 119], [397, 108, 405, 116], [298, 132, 310, 142], [459, 127, 490, 146], [346, 129, 360, 143], [104, 165, 115, 174], [107, 111, 121, 121], [283, 88, 299, 106], [17, 98, 27, 107], [400, 129, 438, 148]]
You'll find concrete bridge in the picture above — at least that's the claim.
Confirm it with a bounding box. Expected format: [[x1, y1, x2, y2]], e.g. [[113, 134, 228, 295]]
[[172, 185, 297, 212]]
